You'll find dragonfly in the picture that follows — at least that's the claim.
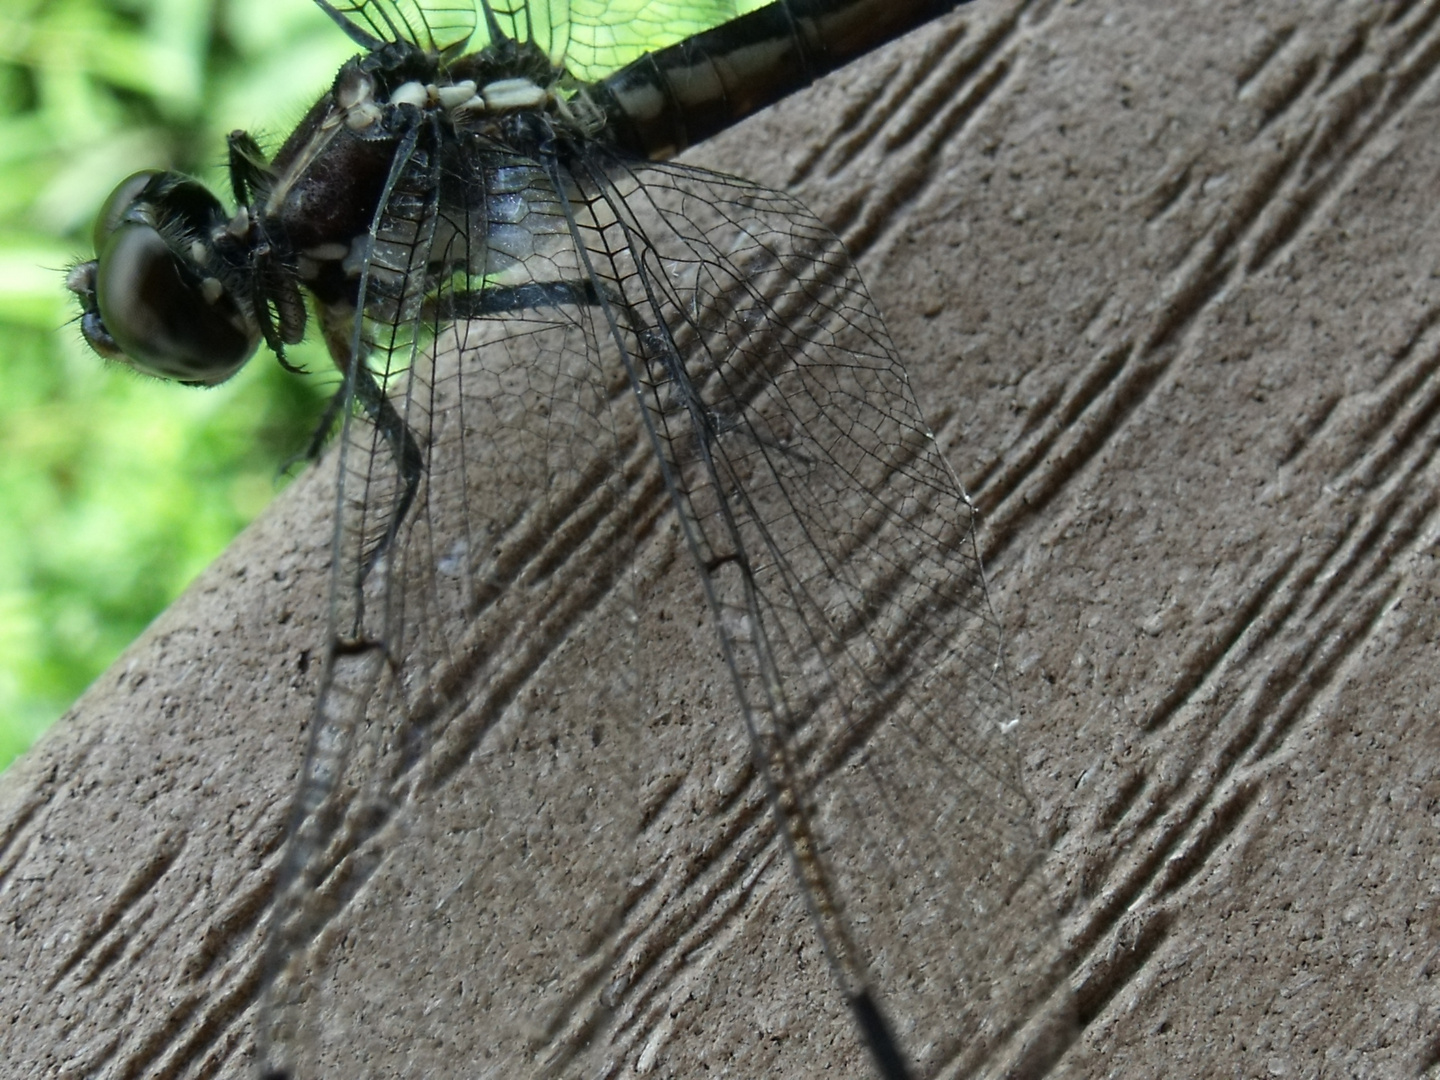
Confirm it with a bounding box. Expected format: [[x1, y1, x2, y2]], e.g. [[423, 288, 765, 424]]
[[67, 0, 1067, 1075]]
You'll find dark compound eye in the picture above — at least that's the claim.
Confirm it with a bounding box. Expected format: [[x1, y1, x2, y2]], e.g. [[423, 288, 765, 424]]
[[79, 169, 262, 384], [92, 170, 163, 254], [94, 221, 259, 385]]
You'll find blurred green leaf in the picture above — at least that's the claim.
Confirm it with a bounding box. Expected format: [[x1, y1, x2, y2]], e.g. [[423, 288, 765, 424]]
[[0, 0, 350, 772]]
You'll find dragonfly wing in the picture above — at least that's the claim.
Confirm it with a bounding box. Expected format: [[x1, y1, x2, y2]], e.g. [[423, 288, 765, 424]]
[[258, 122, 1068, 1076], [314, 0, 751, 74], [255, 108, 449, 1079], [315, 0, 479, 54], [500, 0, 756, 79], [258, 126, 683, 1078], [565, 152, 1072, 1075]]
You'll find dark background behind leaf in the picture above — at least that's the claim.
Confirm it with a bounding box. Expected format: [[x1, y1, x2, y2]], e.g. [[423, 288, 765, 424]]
[[0, 0, 356, 769]]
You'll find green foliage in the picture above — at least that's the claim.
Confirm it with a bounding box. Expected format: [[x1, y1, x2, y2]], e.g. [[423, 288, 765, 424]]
[[0, 0, 354, 771]]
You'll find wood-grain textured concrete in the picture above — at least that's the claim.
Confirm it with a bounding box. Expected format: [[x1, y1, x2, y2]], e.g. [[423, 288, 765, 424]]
[[4, 1, 1437, 1076]]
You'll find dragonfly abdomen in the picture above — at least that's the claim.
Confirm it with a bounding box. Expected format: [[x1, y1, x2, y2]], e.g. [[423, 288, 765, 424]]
[[594, 0, 972, 160]]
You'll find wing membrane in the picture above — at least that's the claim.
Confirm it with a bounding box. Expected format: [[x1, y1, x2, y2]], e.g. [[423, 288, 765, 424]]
[[567, 153, 1064, 1073], [321, 0, 769, 77], [318, 0, 479, 54], [503, 0, 765, 79], [259, 96, 1066, 1072]]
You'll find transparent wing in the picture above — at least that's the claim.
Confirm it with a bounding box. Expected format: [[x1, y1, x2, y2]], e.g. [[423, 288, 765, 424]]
[[256, 108, 458, 1080], [479, 0, 764, 79], [315, 0, 479, 54], [322, 0, 766, 79], [258, 124, 1068, 1077], [565, 152, 1071, 1075], [317, 0, 802, 87]]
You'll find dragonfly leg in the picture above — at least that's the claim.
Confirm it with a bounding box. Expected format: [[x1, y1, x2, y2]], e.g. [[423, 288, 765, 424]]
[[226, 130, 274, 209], [291, 297, 423, 575], [351, 363, 424, 574], [221, 131, 310, 367]]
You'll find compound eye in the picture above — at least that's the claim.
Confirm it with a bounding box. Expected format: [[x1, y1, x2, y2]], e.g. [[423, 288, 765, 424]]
[[92, 171, 163, 254], [95, 221, 260, 385]]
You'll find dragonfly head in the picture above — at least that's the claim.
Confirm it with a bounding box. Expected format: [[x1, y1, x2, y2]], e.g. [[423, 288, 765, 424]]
[[69, 170, 262, 387]]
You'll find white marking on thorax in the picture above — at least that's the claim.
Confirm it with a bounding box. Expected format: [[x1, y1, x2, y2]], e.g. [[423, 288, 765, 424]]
[[476, 77, 548, 111], [379, 74, 552, 120]]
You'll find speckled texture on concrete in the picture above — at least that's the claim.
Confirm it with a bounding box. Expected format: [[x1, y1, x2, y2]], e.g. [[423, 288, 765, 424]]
[[5, 2, 1439, 1077]]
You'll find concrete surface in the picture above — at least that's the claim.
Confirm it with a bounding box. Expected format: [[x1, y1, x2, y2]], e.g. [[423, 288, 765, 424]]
[[4, 0, 1439, 1077]]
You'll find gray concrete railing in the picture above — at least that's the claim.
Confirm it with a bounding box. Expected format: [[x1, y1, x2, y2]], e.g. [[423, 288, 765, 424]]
[[5, 2, 1438, 1076]]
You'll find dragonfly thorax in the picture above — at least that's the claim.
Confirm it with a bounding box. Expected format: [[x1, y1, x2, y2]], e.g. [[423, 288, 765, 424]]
[[67, 23, 612, 388], [330, 29, 600, 140], [337, 68, 563, 135]]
